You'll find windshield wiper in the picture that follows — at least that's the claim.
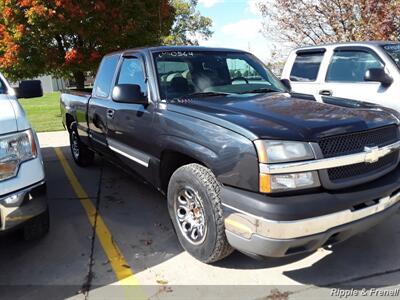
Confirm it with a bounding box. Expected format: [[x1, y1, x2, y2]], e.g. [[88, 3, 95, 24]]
[[238, 88, 279, 94], [181, 91, 230, 98]]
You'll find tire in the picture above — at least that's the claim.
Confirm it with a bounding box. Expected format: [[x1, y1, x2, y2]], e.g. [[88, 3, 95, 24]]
[[69, 122, 94, 167], [167, 163, 233, 263], [23, 209, 50, 241]]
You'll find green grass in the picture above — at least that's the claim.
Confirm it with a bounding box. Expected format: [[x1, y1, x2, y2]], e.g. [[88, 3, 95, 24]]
[[19, 92, 64, 132]]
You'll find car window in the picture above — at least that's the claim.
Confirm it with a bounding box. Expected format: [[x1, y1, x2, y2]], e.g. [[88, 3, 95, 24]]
[[117, 57, 147, 96], [153, 51, 286, 100], [326, 50, 383, 82], [382, 44, 400, 69], [93, 55, 119, 98], [290, 52, 324, 82]]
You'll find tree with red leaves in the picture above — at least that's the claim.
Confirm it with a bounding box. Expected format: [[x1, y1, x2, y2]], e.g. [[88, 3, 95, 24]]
[[259, 0, 400, 46], [0, 0, 174, 88]]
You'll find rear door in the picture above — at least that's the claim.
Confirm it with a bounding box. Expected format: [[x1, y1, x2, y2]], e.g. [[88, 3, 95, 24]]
[[318, 47, 386, 105], [285, 49, 326, 100], [105, 54, 156, 180], [88, 54, 120, 154]]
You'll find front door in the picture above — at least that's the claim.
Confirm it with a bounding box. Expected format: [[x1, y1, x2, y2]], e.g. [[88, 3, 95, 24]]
[[106, 55, 155, 180], [317, 48, 388, 105]]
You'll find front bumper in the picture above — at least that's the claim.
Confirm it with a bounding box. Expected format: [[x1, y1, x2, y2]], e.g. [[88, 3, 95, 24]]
[[0, 181, 48, 231], [222, 169, 400, 257]]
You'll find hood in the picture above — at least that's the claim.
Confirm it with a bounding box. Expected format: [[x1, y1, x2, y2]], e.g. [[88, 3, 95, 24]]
[[0, 98, 18, 135], [167, 93, 399, 141]]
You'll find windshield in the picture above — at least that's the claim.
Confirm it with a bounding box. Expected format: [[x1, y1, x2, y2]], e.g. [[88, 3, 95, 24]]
[[153, 50, 286, 100], [382, 44, 400, 68]]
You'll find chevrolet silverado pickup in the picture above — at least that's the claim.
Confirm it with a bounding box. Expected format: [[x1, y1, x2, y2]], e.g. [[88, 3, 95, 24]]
[[0, 74, 49, 240], [61, 46, 400, 263]]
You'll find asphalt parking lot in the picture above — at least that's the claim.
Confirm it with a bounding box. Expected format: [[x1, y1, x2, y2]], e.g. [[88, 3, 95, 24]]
[[1, 131, 400, 300]]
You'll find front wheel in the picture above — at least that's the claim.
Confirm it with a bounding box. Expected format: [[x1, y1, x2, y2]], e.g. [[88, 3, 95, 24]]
[[167, 163, 233, 263], [69, 123, 94, 167]]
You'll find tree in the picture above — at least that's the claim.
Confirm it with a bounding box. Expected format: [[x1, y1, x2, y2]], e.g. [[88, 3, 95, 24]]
[[0, 0, 174, 88], [259, 0, 400, 46], [163, 0, 213, 45]]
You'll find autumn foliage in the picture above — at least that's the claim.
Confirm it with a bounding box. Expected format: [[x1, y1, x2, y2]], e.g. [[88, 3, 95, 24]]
[[0, 0, 174, 87], [259, 0, 400, 46]]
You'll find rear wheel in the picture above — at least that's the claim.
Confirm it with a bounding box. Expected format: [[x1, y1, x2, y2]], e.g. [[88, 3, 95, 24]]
[[69, 122, 94, 167], [167, 163, 233, 263]]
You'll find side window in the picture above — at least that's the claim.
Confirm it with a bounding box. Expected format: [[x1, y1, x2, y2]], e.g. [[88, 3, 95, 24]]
[[117, 58, 147, 95], [326, 50, 384, 82], [93, 55, 119, 98], [290, 52, 324, 82]]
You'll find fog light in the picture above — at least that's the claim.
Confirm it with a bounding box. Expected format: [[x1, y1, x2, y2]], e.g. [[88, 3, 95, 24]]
[[1, 191, 26, 207]]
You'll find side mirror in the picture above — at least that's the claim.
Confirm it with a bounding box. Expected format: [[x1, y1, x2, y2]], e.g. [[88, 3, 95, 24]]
[[280, 79, 292, 92], [112, 84, 148, 104], [364, 68, 393, 87], [16, 80, 43, 99]]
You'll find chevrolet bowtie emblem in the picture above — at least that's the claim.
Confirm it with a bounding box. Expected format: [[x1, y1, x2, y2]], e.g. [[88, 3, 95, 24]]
[[364, 146, 390, 164]]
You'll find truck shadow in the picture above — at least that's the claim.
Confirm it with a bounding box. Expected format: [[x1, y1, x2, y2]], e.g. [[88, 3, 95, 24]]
[[0, 145, 399, 300]]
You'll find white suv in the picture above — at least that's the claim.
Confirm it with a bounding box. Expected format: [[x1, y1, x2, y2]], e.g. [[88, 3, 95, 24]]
[[282, 41, 400, 111]]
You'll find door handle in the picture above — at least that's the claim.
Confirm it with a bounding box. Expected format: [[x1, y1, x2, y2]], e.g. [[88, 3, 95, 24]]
[[319, 90, 332, 96], [107, 109, 115, 119]]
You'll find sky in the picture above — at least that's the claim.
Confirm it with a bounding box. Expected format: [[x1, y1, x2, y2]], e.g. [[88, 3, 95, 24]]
[[196, 0, 274, 62]]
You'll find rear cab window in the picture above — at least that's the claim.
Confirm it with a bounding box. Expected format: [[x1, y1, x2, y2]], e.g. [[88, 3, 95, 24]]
[[93, 54, 120, 98], [290, 50, 325, 82], [326, 49, 383, 82]]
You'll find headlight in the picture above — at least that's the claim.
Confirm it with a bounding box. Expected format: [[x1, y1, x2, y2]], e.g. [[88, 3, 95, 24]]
[[0, 130, 37, 181], [254, 140, 314, 163], [255, 140, 319, 193]]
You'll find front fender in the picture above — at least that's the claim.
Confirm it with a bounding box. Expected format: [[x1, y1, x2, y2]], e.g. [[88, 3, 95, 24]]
[[159, 133, 259, 192]]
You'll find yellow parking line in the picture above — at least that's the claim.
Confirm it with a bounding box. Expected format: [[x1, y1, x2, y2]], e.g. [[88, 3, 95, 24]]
[[54, 147, 146, 299]]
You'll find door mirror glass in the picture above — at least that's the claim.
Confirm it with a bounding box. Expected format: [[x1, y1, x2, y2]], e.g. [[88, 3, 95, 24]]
[[364, 68, 393, 87], [280, 79, 292, 92], [16, 80, 43, 99], [112, 84, 148, 104]]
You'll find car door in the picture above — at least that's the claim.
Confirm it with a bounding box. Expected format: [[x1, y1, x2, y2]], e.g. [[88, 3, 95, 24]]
[[317, 47, 391, 106], [105, 54, 156, 180], [88, 54, 120, 155], [285, 49, 326, 100]]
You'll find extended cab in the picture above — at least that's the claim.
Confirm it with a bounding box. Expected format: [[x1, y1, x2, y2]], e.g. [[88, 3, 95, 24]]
[[282, 41, 400, 111], [61, 46, 400, 262], [0, 74, 49, 240]]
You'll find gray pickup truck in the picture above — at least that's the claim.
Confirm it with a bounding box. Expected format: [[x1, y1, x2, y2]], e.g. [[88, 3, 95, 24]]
[[61, 46, 400, 263]]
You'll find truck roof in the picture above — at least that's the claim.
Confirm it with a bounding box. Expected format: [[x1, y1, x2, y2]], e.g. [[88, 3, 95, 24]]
[[104, 45, 248, 57], [293, 40, 399, 52]]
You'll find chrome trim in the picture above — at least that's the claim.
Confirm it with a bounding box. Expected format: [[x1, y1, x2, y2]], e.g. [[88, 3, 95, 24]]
[[260, 141, 400, 175], [107, 138, 150, 168], [109, 145, 149, 167], [223, 190, 400, 240]]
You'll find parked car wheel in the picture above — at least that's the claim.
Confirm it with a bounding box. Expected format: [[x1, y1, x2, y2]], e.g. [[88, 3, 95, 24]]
[[23, 208, 50, 241], [69, 122, 94, 167], [167, 163, 234, 263]]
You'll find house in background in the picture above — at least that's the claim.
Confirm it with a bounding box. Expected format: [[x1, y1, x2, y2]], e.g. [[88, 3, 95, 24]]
[[11, 75, 69, 93], [37, 75, 68, 93], [31, 75, 68, 93]]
